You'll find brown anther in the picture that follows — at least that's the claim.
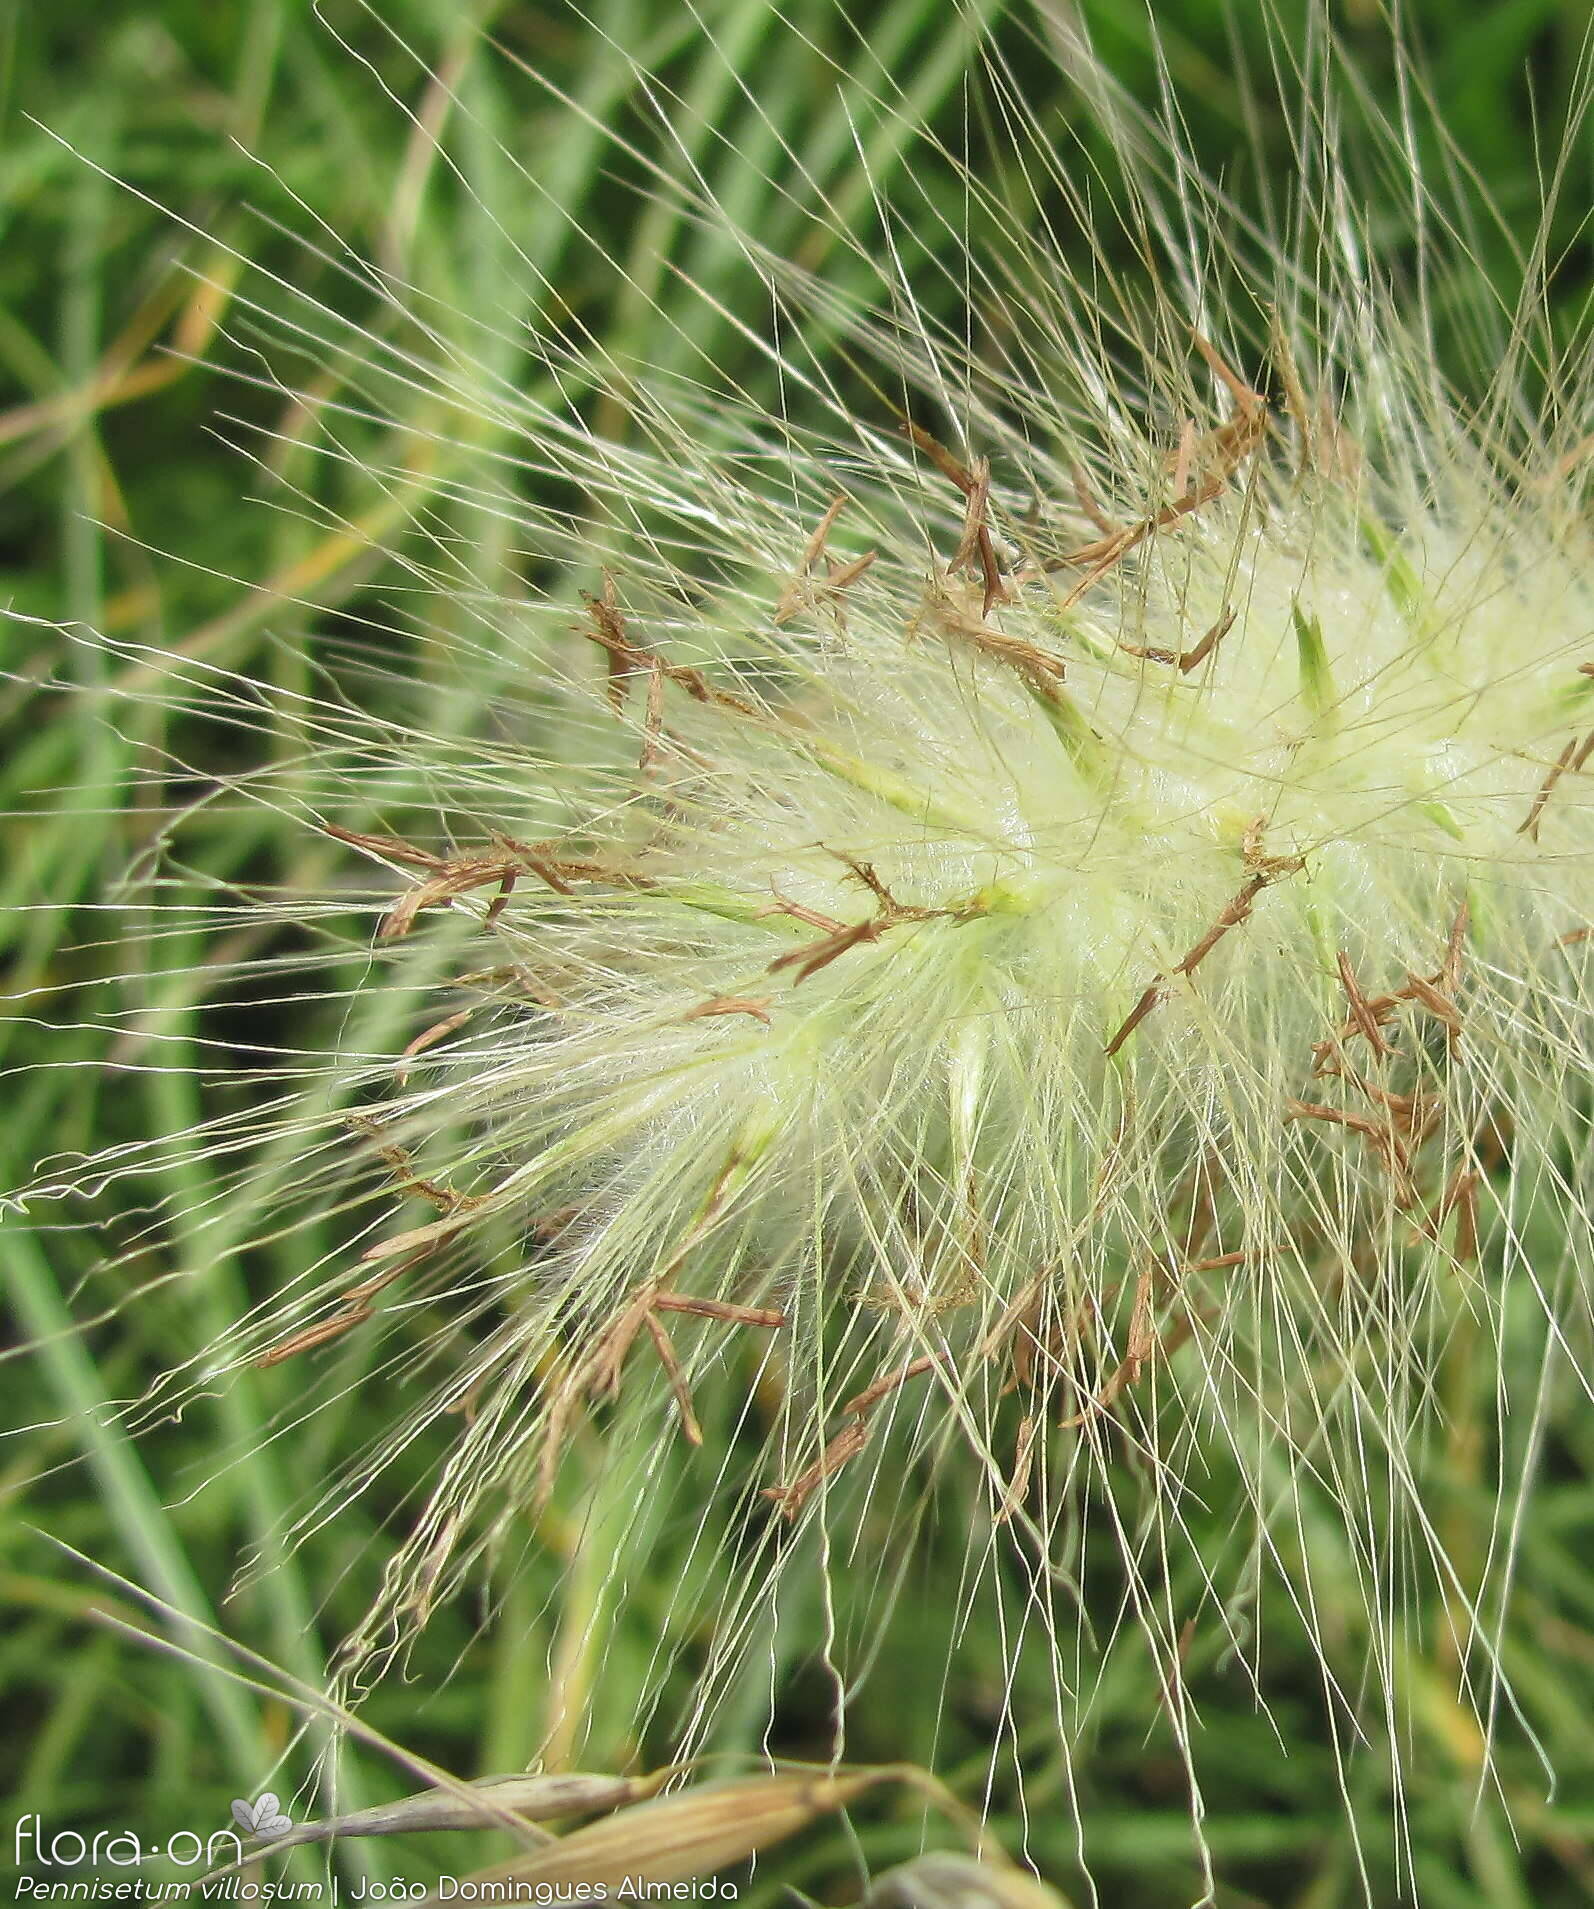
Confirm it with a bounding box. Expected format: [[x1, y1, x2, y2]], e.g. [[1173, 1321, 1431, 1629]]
[[400, 1513, 463, 1627], [653, 1294, 786, 1328], [579, 587, 761, 720], [1169, 417, 1198, 499], [536, 1255, 782, 1504], [322, 823, 445, 870], [1241, 821, 1308, 880], [924, 584, 1069, 697], [642, 1313, 702, 1446], [531, 1206, 581, 1244], [826, 851, 897, 906], [947, 458, 1008, 615], [347, 1113, 481, 1214], [1286, 1094, 1420, 1208], [1190, 331, 1267, 420], [584, 571, 634, 711], [378, 856, 518, 939], [1120, 607, 1236, 674], [1519, 737, 1580, 840], [484, 868, 517, 927], [1104, 979, 1167, 1058], [256, 1304, 373, 1367], [360, 1218, 467, 1264], [445, 1383, 482, 1427], [1071, 465, 1116, 535], [340, 1244, 436, 1308], [762, 1420, 870, 1519], [451, 963, 564, 1010], [759, 891, 848, 934], [901, 422, 1009, 616], [1059, 1265, 1181, 1425], [899, 418, 977, 492], [767, 917, 882, 985], [1107, 985, 1168, 1061], [1398, 970, 1463, 1032], [1191, 610, 1237, 679], [762, 1351, 937, 1520], [1109, 858, 1302, 1057], [1153, 1617, 1202, 1732], [979, 1277, 1053, 1392], [800, 493, 849, 566], [1440, 902, 1469, 994], [839, 1355, 935, 1421], [1269, 319, 1314, 476], [1171, 873, 1271, 978], [1336, 951, 1395, 1058], [1354, 1081, 1445, 1156], [774, 494, 878, 627], [1283, 1099, 1384, 1140], [1045, 472, 1227, 605], [1316, 393, 1363, 483], [1442, 1168, 1480, 1264], [681, 995, 774, 1027], [639, 656, 666, 773], [1121, 1264, 1157, 1388], [587, 1288, 660, 1404], [331, 825, 637, 942], [822, 549, 878, 593], [396, 1009, 472, 1086], [1175, 1149, 1223, 1261], [994, 1413, 1038, 1525], [1035, 340, 1266, 606]]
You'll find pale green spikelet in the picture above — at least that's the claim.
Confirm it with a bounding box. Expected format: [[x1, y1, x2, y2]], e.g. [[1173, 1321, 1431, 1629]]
[[23, 2, 1594, 1894]]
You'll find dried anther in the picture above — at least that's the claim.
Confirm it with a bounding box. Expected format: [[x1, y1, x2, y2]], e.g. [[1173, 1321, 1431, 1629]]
[[325, 822, 637, 939], [1519, 726, 1594, 840], [1103, 980, 1166, 1061], [762, 1421, 870, 1520], [1119, 606, 1236, 674], [767, 916, 883, 985], [1106, 849, 1303, 1056], [256, 1304, 374, 1368], [256, 1241, 439, 1367], [681, 994, 774, 1027], [536, 1156, 786, 1503], [839, 1355, 936, 1420], [579, 581, 760, 719], [773, 493, 878, 627], [347, 1112, 483, 1215], [652, 1293, 786, 1328], [920, 583, 1070, 700], [901, 421, 1009, 615], [1290, 908, 1471, 1210], [396, 1008, 472, 1085], [994, 1413, 1038, 1525], [642, 1312, 702, 1446], [1038, 338, 1267, 607], [584, 570, 635, 711], [1059, 1266, 1212, 1429], [764, 1353, 935, 1520], [764, 866, 967, 988], [981, 1276, 1065, 1394], [1334, 950, 1395, 1059]]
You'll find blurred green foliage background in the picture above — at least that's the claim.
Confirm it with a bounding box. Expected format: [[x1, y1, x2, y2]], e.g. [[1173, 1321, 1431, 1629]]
[[2, 3, 1591, 1903]]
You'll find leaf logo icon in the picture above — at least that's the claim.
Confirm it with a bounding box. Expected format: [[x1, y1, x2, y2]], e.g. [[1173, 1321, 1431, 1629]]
[[230, 1793, 293, 1839]]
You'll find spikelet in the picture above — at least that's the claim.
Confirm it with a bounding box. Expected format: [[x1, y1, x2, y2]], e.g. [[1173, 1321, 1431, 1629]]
[[23, 2, 1594, 1895]]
